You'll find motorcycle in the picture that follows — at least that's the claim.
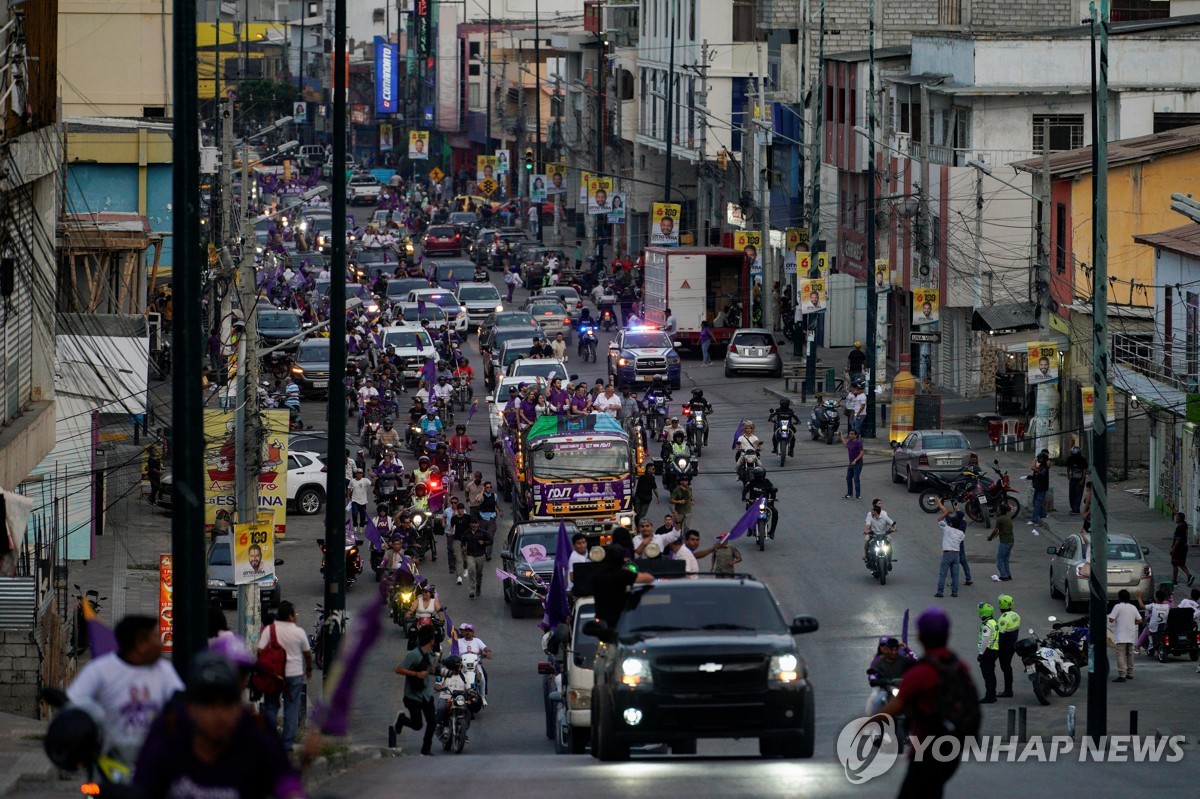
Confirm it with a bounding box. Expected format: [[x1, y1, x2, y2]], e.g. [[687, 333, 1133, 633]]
[[310, 604, 328, 669], [917, 467, 987, 514], [735, 448, 762, 485], [449, 450, 472, 490], [966, 461, 1022, 523], [864, 675, 909, 752], [865, 530, 895, 585], [318, 537, 364, 587], [373, 472, 408, 513], [361, 418, 382, 458], [772, 416, 795, 466], [808, 399, 840, 445], [461, 651, 486, 711], [438, 690, 473, 753], [408, 508, 438, 563], [42, 687, 135, 799], [1016, 624, 1081, 706], [661, 453, 698, 492], [744, 493, 773, 552], [682, 404, 709, 456], [390, 582, 418, 629], [1047, 616, 1090, 669], [578, 324, 598, 362], [644, 395, 669, 440], [453, 376, 472, 412], [598, 306, 617, 332]]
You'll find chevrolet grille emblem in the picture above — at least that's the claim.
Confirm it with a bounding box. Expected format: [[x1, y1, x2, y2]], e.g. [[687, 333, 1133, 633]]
[[698, 662, 723, 673]]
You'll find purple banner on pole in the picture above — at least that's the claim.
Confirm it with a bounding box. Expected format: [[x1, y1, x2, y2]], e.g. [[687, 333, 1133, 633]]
[[719, 498, 765, 543], [732, 419, 744, 451]]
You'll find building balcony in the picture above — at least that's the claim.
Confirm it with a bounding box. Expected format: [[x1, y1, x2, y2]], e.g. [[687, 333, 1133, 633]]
[[909, 142, 1038, 169], [1112, 335, 1199, 395]]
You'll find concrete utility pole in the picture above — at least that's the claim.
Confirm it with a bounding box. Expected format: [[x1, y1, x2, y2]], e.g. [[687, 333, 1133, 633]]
[[663, 2, 676, 204], [863, 0, 879, 437], [917, 83, 932, 390], [757, 44, 774, 331], [1086, 0, 1111, 741], [696, 40, 710, 247], [804, 0, 825, 392], [797, 0, 808, 227]]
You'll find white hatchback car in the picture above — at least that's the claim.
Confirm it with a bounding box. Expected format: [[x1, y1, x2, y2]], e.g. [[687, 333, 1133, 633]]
[[287, 451, 328, 516]]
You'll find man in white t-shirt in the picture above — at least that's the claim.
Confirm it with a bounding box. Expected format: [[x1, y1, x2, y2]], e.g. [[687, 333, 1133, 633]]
[[456, 623, 492, 699], [257, 601, 312, 750], [67, 615, 184, 765], [844, 386, 867, 435], [591, 385, 622, 417], [348, 468, 373, 535], [666, 530, 719, 576], [567, 532, 590, 592]]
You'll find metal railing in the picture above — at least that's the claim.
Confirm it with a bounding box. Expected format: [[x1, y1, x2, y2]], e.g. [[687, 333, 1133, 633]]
[[1111, 336, 1200, 393], [911, 143, 1038, 169]]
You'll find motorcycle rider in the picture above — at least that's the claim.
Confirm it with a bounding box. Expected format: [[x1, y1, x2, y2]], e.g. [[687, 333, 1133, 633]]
[[996, 594, 1021, 698], [735, 421, 763, 478], [410, 455, 434, 487], [433, 654, 470, 736], [432, 374, 455, 410], [866, 636, 912, 715], [864, 499, 897, 562], [419, 406, 445, 439], [660, 415, 686, 445], [683, 388, 713, 447], [977, 602, 1000, 704], [643, 376, 672, 409], [377, 418, 403, 452], [448, 425, 475, 474], [456, 624, 492, 702], [741, 466, 779, 539], [768, 397, 801, 456], [372, 449, 405, 506]]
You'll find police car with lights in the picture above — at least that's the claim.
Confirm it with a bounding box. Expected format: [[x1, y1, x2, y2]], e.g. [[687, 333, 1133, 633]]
[[606, 326, 682, 390]]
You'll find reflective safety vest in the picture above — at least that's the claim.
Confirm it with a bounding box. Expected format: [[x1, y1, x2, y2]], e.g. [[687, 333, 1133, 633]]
[[979, 618, 1000, 654], [671, 442, 690, 457], [410, 497, 431, 513], [998, 610, 1022, 635]]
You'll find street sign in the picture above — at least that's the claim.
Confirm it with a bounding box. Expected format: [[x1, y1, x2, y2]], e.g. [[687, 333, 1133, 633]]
[[910, 331, 941, 344], [428, 166, 444, 183], [478, 177, 498, 196]]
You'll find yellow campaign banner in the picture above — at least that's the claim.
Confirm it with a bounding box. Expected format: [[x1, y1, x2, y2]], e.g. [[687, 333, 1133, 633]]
[[1028, 342, 1059, 385], [408, 130, 429, 160], [476, 155, 498, 182], [203, 409, 290, 539], [733, 231, 762, 268], [913, 287, 939, 325], [586, 176, 613, 214], [785, 228, 809, 251], [799, 278, 827, 314], [546, 162, 568, 194], [817, 252, 830, 278], [795, 251, 812, 280], [1081, 386, 1116, 431], [650, 202, 681, 246], [233, 516, 277, 586], [874, 259, 890, 291]]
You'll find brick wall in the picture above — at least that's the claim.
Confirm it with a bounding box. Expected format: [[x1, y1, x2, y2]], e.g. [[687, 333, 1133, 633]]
[[0, 630, 41, 716]]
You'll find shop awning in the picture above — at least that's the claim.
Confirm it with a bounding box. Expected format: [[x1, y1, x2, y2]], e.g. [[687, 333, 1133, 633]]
[[972, 302, 1038, 333], [988, 329, 1070, 354]]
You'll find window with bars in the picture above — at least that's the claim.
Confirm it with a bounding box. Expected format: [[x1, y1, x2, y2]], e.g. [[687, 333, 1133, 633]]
[[1032, 114, 1085, 152], [1111, 0, 1171, 21]]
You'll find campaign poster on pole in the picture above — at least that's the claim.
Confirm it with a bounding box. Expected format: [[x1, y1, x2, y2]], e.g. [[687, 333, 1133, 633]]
[[587, 176, 613, 214], [607, 193, 626, 223], [546, 163, 568, 194], [203, 409, 290, 539], [873, 258, 890, 292], [1081, 385, 1116, 431], [495, 150, 510, 174], [476, 155, 498, 183], [578, 171, 591, 204], [733, 231, 762, 269], [1027, 342, 1060, 385], [912, 287, 939, 325], [233, 516, 277, 586], [408, 130, 429, 159], [159, 555, 173, 652], [530, 174, 548, 202], [379, 124, 393, 152], [650, 203, 681, 246], [817, 252, 830, 279], [799, 278, 827, 314]]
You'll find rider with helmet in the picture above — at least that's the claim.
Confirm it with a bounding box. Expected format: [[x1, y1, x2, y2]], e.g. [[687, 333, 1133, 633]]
[[768, 397, 801, 456], [978, 602, 1000, 704], [449, 424, 475, 473], [661, 429, 694, 464], [411, 455, 434, 486], [643, 375, 672, 407], [377, 418, 403, 451], [420, 406, 445, 439], [433, 654, 469, 733], [410, 483, 432, 514], [864, 498, 897, 562], [741, 465, 779, 538], [685, 388, 713, 415]]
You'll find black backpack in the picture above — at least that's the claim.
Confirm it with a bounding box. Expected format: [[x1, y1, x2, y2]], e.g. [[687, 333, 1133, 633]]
[[914, 651, 981, 738]]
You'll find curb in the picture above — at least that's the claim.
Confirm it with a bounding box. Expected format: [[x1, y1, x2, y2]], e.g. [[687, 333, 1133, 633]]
[[0, 753, 56, 798], [305, 744, 394, 788]]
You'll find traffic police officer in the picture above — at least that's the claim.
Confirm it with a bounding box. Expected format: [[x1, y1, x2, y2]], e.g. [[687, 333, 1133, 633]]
[[978, 601, 999, 704], [996, 594, 1022, 698]]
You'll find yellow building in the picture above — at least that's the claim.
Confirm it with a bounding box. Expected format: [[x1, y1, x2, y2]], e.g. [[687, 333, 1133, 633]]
[[1014, 125, 1200, 310], [198, 22, 289, 101], [59, 0, 173, 118]]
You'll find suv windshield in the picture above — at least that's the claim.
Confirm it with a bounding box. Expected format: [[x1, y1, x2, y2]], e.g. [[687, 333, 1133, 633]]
[[458, 285, 499, 300], [623, 332, 671, 349], [515, 530, 559, 563], [258, 311, 299, 331], [208, 544, 232, 566], [297, 343, 329, 363], [420, 293, 460, 309], [531, 440, 630, 479], [619, 584, 786, 634], [383, 329, 433, 349]]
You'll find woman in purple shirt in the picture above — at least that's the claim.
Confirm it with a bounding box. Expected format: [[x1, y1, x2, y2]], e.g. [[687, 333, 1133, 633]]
[[843, 429, 865, 500]]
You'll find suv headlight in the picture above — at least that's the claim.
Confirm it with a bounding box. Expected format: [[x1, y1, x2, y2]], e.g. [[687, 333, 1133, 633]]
[[620, 656, 652, 687], [568, 688, 592, 710], [207, 579, 227, 588], [770, 653, 801, 684]]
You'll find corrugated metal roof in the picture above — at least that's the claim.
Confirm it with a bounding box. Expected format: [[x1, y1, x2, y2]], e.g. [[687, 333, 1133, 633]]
[[1132, 222, 1200, 260], [1012, 124, 1200, 177], [971, 302, 1038, 332], [827, 45, 911, 63]]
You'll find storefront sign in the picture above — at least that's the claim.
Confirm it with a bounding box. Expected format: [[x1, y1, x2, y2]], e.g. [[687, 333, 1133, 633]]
[[159, 555, 173, 652]]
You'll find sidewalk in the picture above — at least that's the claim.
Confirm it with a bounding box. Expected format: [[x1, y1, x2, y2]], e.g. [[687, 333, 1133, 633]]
[[0, 712, 53, 797]]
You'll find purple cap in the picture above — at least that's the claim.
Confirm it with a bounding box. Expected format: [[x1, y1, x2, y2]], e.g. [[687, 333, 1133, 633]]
[[208, 630, 255, 668], [916, 607, 951, 648]]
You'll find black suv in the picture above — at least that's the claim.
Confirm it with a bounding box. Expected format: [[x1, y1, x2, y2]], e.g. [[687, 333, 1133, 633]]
[[588, 576, 818, 761], [500, 520, 582, 618]]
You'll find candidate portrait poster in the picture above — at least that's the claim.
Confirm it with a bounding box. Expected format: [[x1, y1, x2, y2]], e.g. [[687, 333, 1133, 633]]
[[799, 278, 827, 314], [546, 163, 568, 194], [1027, 342, 1060, 385], [495, 150, 510, 173], [650, 203, 681, 246], [733, 231, 762, 269], [530, 174, 548, 202], [607, 192, 626, 223], [912, 287, 939, 325], [409, 130, 429, 160], [587, 176, 613, 214], [233, 516, 277, 586], [476, 155, 498, 182]]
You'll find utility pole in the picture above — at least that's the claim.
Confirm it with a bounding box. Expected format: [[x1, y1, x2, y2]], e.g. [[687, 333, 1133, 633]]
[[917, 83, 932, 390], [322, 0, 349, 673], [663, 2, 675, 204], [554, 72, 564, 240], [596, 34, 606, 258], [1086, 0, 1111, 742], [863, 0, 879, 438], [757, 44, 773, 332], [486, 0, 493, 152], [298, 10, 307, 145], [534, 1, 544, 243], [696, 40, 710, 247], [797, 0, 807, 227], [804, 0, 825, 392]]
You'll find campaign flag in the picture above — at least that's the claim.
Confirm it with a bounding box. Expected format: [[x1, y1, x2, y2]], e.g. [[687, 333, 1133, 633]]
[[445, 607, 460, 655], [901, 608, 910, 647], [542, 522, 572, 629], [83, 602, 117, 658], [364, 516, 383, 551], [415, 335, 424, 351], [495, 566, 521, 583], [422, 358, 437, 385], [417, 299, 427, 315], [467, 399, 479, 422], [316, 592, 385, 736], [719, 497, 766, 543], [732, 419, 744, 451]]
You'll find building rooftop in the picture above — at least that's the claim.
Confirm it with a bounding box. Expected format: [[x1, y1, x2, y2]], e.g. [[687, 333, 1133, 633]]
[[1133, 222, 1200, 261], [1012, 124, 1200, 178], [826, 45, 911, 63], [917, 13, 1200, 41]]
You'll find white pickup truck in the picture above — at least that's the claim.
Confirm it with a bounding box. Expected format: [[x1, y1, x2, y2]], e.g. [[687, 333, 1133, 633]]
[[346, 174, 382, 205]]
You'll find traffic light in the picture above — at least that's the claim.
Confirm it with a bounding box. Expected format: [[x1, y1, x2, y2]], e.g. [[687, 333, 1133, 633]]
[[524, 148, 535, 171]]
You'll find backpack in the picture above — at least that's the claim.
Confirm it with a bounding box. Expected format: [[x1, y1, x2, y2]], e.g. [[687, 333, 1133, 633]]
[[913, 652, 981, 739], [250, 624, 287, 696]]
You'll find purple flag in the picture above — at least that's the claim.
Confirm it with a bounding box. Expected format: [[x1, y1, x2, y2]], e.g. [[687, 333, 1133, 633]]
[[444, 607, 460, 655], [450, 275, 459, 290], [719, 497, 766, 543], [417, 299, 427, 315], [466, 400, 478, 422], [732, 419, 744, 451], [315, 592, 385, 736], [415, 335, 424, 351], [541, 522, 572, 629], [422, 358, 437, 385], [495, 567, 521, 583], [901, 609, 910, 647], [83, 603, 117, 658], [364, 516, 382, 551]]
